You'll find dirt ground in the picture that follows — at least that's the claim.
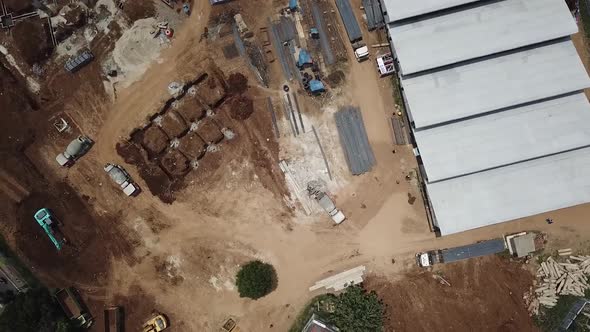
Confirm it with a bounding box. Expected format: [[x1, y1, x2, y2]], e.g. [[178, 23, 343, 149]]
[[366, 256, 538, 332], [1, 0, 590, 331]]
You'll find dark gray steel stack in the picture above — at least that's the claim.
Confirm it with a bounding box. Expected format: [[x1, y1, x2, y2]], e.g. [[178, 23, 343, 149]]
[[335, 0, 362, 42], [335, 106, 375, 175], [362, 0, 385, 30], [277, 16, 297, 42], [64, 50, 94, 73], [311, 1, 335, 65], [441, 239, 506, 263]]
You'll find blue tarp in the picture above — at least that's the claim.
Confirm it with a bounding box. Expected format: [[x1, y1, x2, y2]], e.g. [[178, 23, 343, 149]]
[[309, 80, 325, 93], [289, 0, 297, 10], [298, 49, 312, 67]]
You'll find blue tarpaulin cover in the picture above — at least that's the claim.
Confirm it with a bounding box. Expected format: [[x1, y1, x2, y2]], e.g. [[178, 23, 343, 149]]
[[298, 49, 312, 67], [289, 0, 298, 9], [309, 80, 325, 92]]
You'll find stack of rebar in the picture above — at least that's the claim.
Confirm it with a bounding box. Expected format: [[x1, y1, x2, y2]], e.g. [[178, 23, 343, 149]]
[[334, 106, 375, 175]]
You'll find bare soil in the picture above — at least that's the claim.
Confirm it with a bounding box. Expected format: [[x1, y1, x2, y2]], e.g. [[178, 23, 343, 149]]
[[365, 256, 538, 332], [229, 95, 254, 120], [122, 0, 156, 24]]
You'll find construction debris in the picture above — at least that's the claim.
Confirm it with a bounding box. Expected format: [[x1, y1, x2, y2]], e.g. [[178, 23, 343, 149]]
[[309, 266, 366, 292], [528, 255, 590, 314]]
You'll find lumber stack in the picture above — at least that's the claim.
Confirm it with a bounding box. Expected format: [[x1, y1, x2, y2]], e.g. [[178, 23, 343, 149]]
[[535, 255, 590, 309]]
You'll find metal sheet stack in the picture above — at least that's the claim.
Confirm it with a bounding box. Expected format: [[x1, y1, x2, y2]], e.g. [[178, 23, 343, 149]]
[[335, 106, 375, 175], [535, 255, 590, 309], [334, 0, 362, 42]]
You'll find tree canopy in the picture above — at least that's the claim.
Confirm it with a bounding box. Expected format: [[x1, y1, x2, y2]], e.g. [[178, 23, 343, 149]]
[[0, 287, 69, 332], [330, 286, 385, 332], [235, 260, 276, 299]]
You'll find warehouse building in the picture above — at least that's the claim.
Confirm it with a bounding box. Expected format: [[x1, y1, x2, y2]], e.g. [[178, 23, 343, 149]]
[[380, 0, 590, 235]]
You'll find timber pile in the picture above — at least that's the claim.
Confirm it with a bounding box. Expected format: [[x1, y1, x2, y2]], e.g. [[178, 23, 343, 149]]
[[533, 255, 590, 310]]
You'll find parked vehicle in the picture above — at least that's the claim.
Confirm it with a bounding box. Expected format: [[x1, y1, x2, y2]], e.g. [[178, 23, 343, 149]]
[[55, 288, 93, 328], [56, 135, 93, 167], [307, 184, 346, 224], [352, 42, 369, 62], [143, 314, 168, 332], [104, 306, 123, 332], [33, 208, 65, 250], [376, 53, 395, 77], [416, 238, 506, 267], [104, 163, 138, 196]]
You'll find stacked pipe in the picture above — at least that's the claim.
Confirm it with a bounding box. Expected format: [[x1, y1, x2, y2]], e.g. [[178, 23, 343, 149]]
[[535, 255, 590, 308]]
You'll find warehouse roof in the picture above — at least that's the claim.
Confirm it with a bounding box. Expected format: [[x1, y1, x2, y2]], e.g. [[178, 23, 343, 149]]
[[389, 0, 577, 75], [402, 39, 590, 128], [382, 0, 483, 22], [415, 93, 590, 182], [426, 147, 590, 236]]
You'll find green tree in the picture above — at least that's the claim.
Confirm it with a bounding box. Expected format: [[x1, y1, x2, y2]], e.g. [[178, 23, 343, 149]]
[[330, 286, 384, 332], [235, 260, 276, 299], [0, 287, 65, 332]]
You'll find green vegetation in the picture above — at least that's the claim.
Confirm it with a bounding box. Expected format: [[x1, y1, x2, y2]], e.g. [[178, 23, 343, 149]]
[[390, 75, 405, 114], [289, 286, 385, 332], [288, 294, 336, 332], [534, 295, 589, 331], [235, 260, 276, 299], [580, 2, 590, 41], [0, 235, 40, 287], [0, 287, 75, 332]]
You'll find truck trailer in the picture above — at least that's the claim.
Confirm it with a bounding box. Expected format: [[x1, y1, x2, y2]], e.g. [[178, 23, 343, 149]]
[[416, 238, 506, 267]]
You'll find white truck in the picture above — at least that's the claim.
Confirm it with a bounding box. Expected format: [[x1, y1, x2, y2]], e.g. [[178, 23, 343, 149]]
[[416, 239, 506, 267], [376, 53, 395, 77], [104, 163, 138, 196], [307, 184, 346, 224], [56, 135, 93, 167], [352, 42, 369, 62]]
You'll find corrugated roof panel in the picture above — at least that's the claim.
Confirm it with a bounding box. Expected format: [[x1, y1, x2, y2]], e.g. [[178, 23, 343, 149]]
[[381, 0, 484, 22], [389, 0, 578, 75], [415, 93, 590, 182], [402, 39, 590, 128], [426, 147, 590, 235]]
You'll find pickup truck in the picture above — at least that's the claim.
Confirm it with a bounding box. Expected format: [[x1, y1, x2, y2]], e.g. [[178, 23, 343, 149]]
[[307, 184, 346, 224], [56, 135, 93, 167], [352, 42, 369, 62], [104, 163, 138, 196]]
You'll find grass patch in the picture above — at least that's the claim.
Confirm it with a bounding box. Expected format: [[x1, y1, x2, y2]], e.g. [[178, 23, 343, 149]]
[[390, 75, 405, 114], [288, 294, 336, 332], [0, 235, 40, 288], [580, 1, 590, 41], [534, 295, 584, 331]]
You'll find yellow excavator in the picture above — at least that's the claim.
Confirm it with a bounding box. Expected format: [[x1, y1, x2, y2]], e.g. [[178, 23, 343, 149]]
[[143, 314, 168, 332]]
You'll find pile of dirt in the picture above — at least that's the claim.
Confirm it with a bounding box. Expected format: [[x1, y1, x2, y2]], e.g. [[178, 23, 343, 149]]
[[365, 256, 536, 332], [159, 111, 188, 138], [229, 95, 254, 120], [196, 117, 224, 143], [12, 20, 53, 65], [140, 126, 169, 156], [116, 142, 175, 204], [161, 150, 190, 177], [227, 73, 248, 95], [122, 0, 156, 23]]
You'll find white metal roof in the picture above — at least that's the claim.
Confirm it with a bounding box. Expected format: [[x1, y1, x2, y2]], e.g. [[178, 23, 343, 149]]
[[381, 0, 483, 23], [416, 93, 590, 182], [389, 0, 578, 75], [402, 39, 590, 128], [427, 147, 590, 236]]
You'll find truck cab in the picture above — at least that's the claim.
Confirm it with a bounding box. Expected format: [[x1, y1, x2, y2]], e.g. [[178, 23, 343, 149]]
[[352, 42, 369, 62], [415, 250, 443, 267]]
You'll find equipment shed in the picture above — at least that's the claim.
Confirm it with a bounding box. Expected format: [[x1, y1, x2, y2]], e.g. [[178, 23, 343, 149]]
[[388, 0, 577, 75], [415, 93, 590, 182], [401, 39, 590, 128], [426, 147, 590, 236]]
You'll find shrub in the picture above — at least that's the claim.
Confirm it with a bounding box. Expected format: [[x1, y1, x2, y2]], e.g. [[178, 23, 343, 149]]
[[330, 286, 385, 332], [235, 260, 276, 299]]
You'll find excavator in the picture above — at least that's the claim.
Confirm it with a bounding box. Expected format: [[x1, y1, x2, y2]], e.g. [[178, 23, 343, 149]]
[[143, 314, 168, 332], [33, 208, 65, 251]]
